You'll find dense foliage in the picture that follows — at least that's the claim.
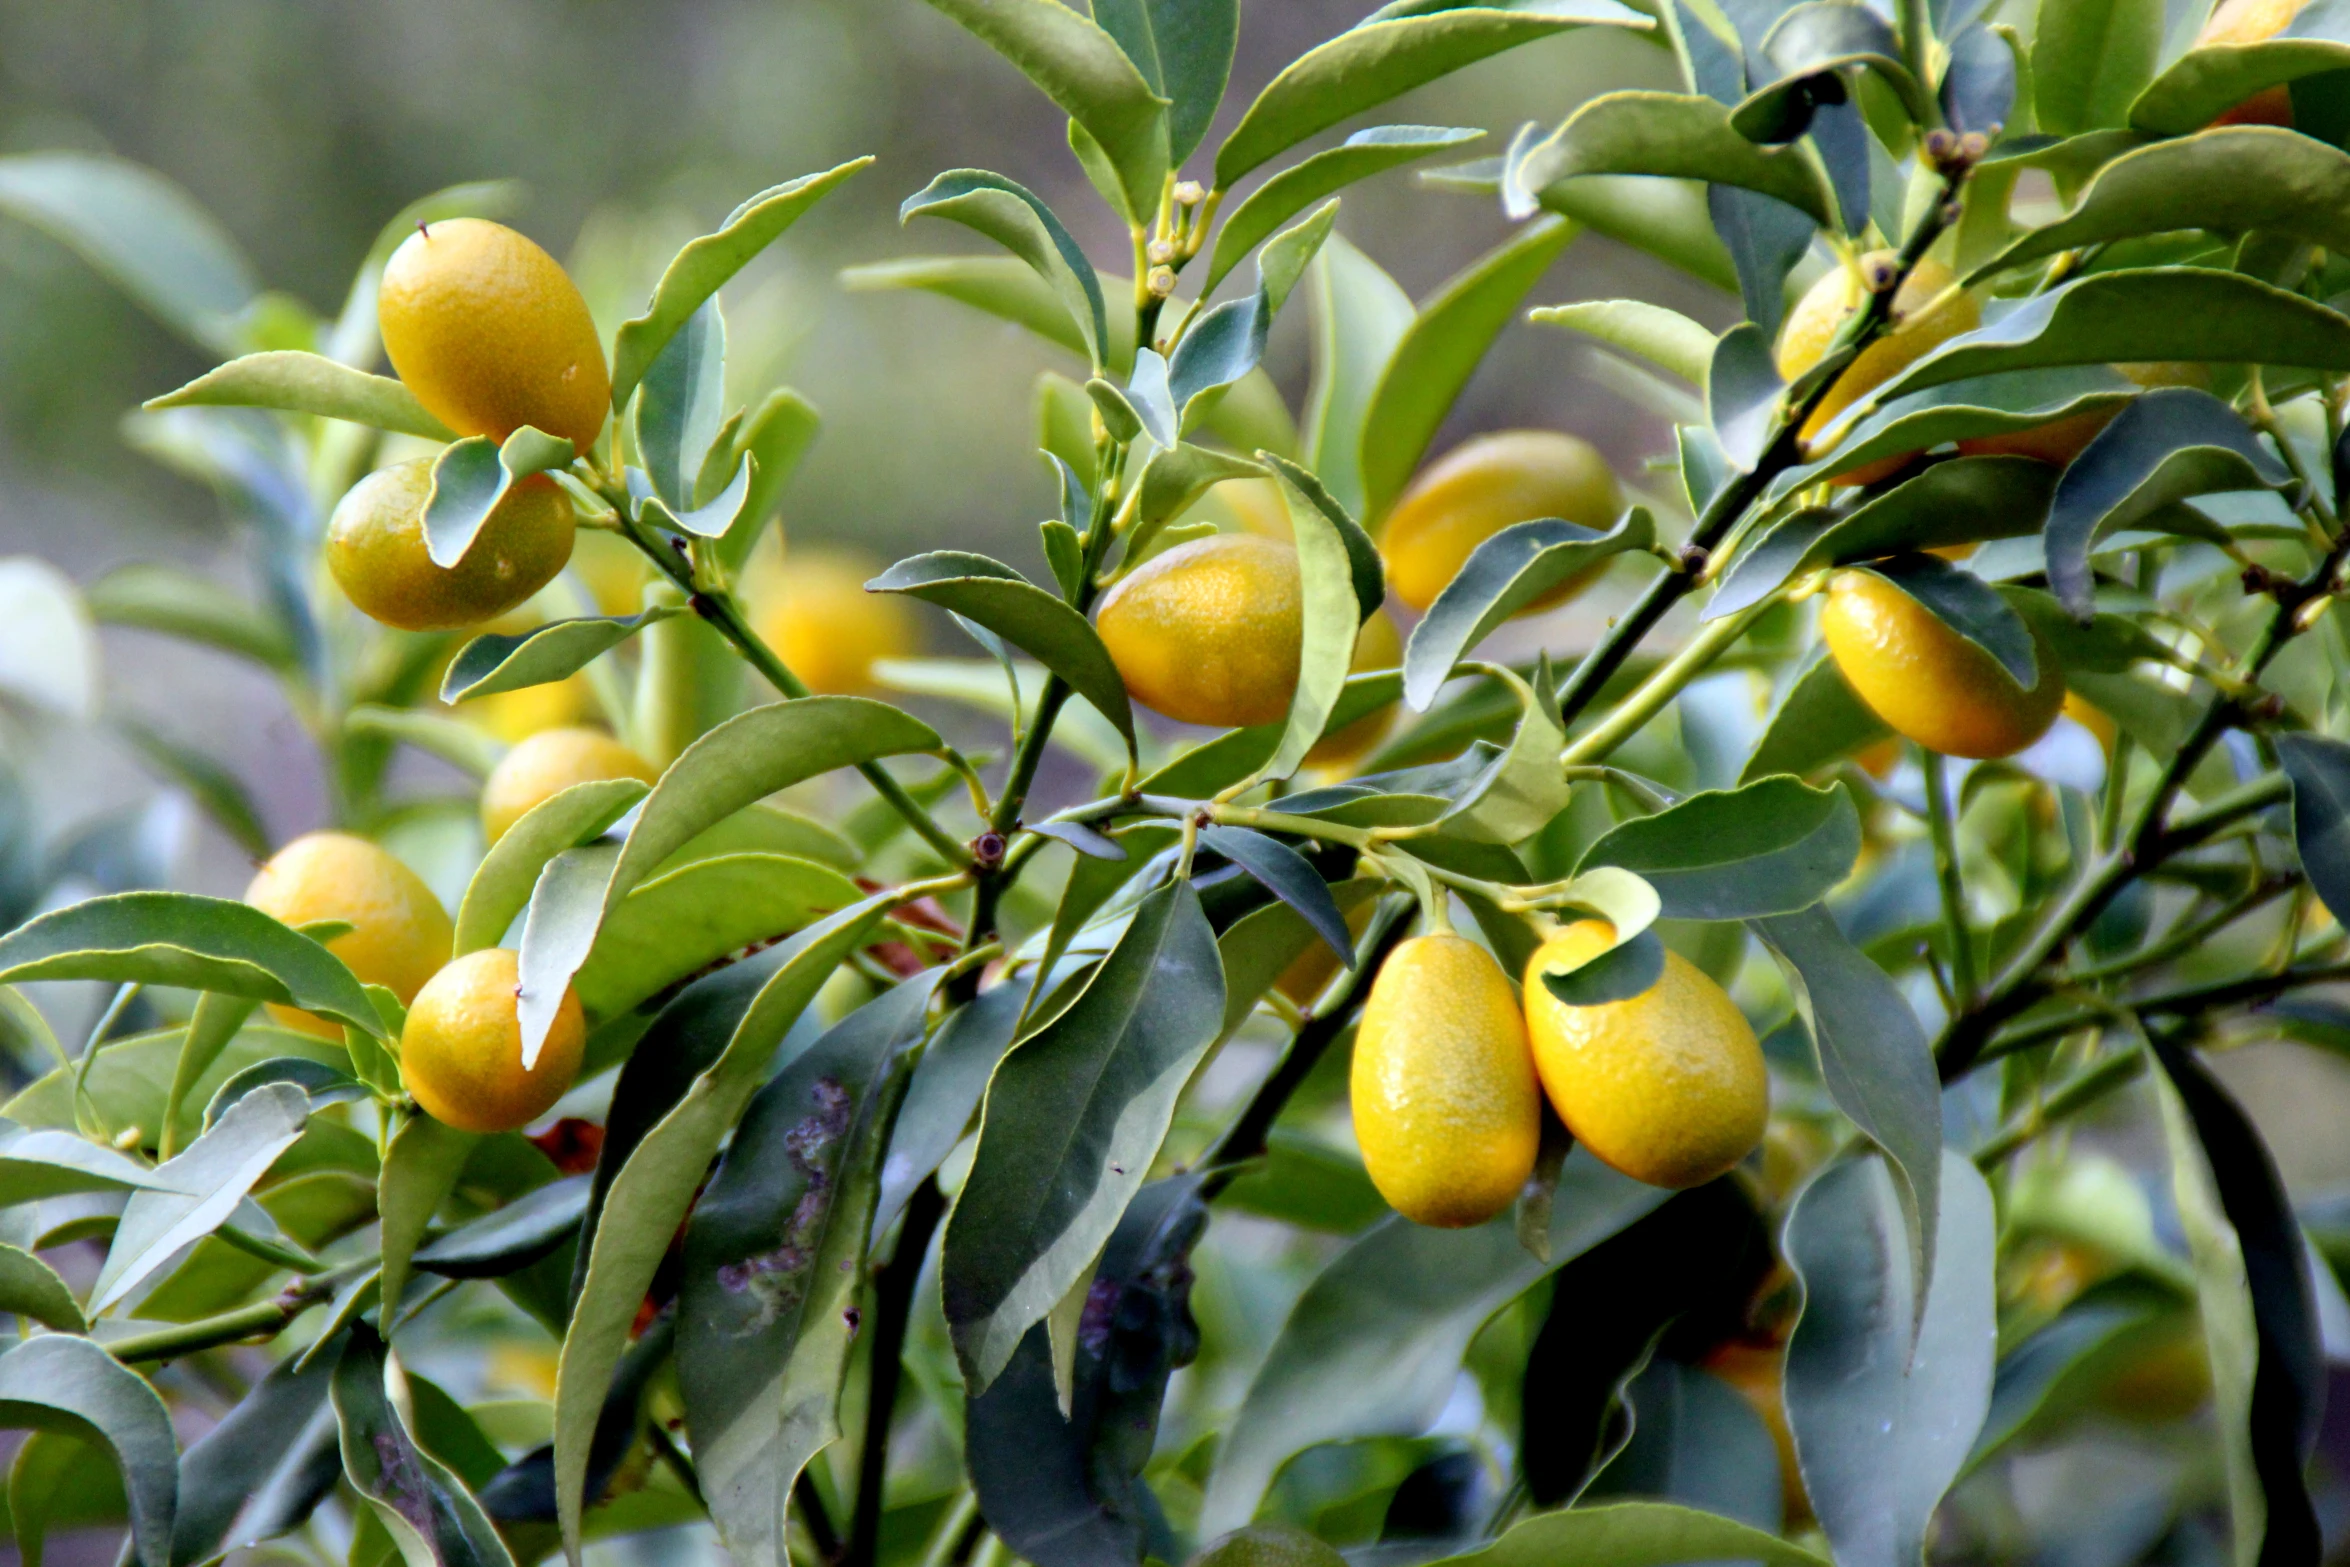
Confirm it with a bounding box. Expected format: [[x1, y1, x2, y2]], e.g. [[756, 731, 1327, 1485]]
[[9, 0, 2350, 1564]]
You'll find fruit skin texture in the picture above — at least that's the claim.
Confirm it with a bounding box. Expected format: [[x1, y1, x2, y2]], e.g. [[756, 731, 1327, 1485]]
[[481, 726, 660, 846], [744, 548, 919, 696], [1095, 534, 1304, 729], [1522, 921, 1767, 1190], [1820, 569, 2064, 759], [1381, 431, 1622, 612], [246, 832, 454, 1039], [328, 462, 575, 632], [401, 948, 585, 1133], [1305, 609, 1404, 769], [1777, 256, 1979, 485], [2198, 0, 2307, 123], [1351, 932, 1541, 1228], [378, 218, 610, 453]]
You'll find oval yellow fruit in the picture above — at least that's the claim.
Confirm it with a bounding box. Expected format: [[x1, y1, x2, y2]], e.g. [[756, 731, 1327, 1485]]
[[744, 548, 920, 696], [1351, 932, 1541, 1228], [480, 726, 660, 846], [401, 948, 585, 1133], [327, 461, 575, 632], [246, 832, 454, 1039], [1305, 609, 1404, 769], [1819, 569, 2064, 759], [1095, 534, 1303, 729], [1381, 431, 1622, 612], [1778, 255, 1979, 484], [378, 218, 610, 453], [1522, 921, 1767, 1190]]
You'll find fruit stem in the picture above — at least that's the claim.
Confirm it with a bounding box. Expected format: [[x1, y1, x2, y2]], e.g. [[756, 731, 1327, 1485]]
[[1972, 1045, 2146, 1170], [105, 1262, 364, 1363], [1920, 747, 1977, 1005]]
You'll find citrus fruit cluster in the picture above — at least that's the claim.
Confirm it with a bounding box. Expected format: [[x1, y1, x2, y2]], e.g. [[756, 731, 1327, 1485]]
[[1351, 920, 1769, 1228]]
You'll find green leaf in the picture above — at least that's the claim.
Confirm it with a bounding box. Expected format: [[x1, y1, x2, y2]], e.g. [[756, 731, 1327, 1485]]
[[1126, 442, 1269, 561], [716, 389, 822, 574], [157, 992, 258, 1163], [1708, 321, 1783, 472], [0, 1246, 81, 1333], [169, 1341, 342, 1564], [1262, 458, 1375, 783], [1776, 367, 2136, 492], [422, 426, 577, 569], [2130, 5, 2350, 135], [1862, 555, 2040, 688], [1421, 1502, 1823, 1567], [1095, 0, 1240, 166], [1404, 512, 1652, 709], [1198, 826, 1354, 966], [874, 657, 1132, 776], [377, 1113, 479, 1326], [1359, 215, 1580, 524], [0, 1120, 166, 1205], [553, 893, 893, 1554], [515, 697, 940, 1064], [2151, 1037, 2322, 1566], [1752, 907, 1941, 1297], [112, 721, 269, 859], [966, 1177, 1207, 1567], [609, 158, 873, 409], [877, 981, 1027, 1234], [0, 893, 378, 1038], [454, 778, 645, 956], [1783, 1150, 1997, 1567], [1966, 1287, 2181, 1470], [1198, 1151, 1666, 1533], [943, 879, 1224, 1392], [13, 1429, 127, 1567], [903, 171, 1111, 372], [575, 852, 861, 1020], [1731, 3, 1928, 140], [0, 152, 257, 354], [334, 1327, 516, 1567], [441, 609, 680, 704], [1529, 298, 1714, 384], [1511, 91, 1832, 228], [1303, 235, 1415, 521], [90, 1082, 308, 1315], [1579, 776, 1861, 920], [142, 350, 455, 439], [0, 1335, 179, 1567], [1206, 126, 1482, 293], [2282, 735, 2350, 925], [82, 562, 296, 673], [345, 705, 506, 781], [415, 1174, 588, 1280], [1876, 269, 2350, 405], [1214, 5, 1643, 188], [1982, 128, 2350, 281], [1440, 664, 1570, 845], [2033, 0, 2160, 134], [2044, 388, 2292, 619], [842, 254, 1102, 362], [628, 297, 727, 514], [1167, 204, 1334, 430], [869, 551, 1137, 754], [917, 0, 1168, 218], [679, 978, 930, 1567]]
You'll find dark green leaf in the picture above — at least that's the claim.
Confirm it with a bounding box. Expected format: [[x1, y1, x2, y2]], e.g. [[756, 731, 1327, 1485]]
[[1262, 457, 1381, 782], [877, 981, 1027, 1235], [1198, 825, 1353, 967], [553, 892, 892, 1554], [1966, 1289, 2177, 1470], [442, 609, 679, 703], [2283, 734, 2350, 925], [680, 978, 931, 1567], [1941, 24, 2020, 137], [870, 550, 1136, 752], [1579, 776, 1861, 920], [13, 1428, 126, 1567], [1783, 1150, 1996, 1567], [966, 1178, 1206, 1567], [1512, 91, 1832, 228], [576, 852, 861, 1021], [377, 1112, 478, 1324], [1776, 368, 2135, 492], [0, 152, 257, 353], [333, 1326, 515, 1567], [1752, 906, 1940, 1292], [171, 1341, 342, 1566], [416, 1174, 588, 1280], [1215, 5, 1645, 187], [1708, 321, 1784, 472], [1358, 215, 1580, 524], [2151, 1035, 2322, 1566], [1094, 0, 1239, 165], [1198, 1152, 1666, 1532], [1405, 512, 1652, 709], [1589, 1360, 1785, 1527], [2033, 0, 2161, 134], [421, 425, 576, 569], [628, 298, 726, 514], [903, 170, 1111, 371], [90, 1082, 308, 1314], [0, 1246, 81, 1333], [944, 879, 1224, 1391], [1541, 928, 1667, 1004], [143, 350, 455, 440], [516, 697, 940, 1063], [0, 892, 378, 1036], [0, 1334, 179, 1567], [1732, 4, 1927, 143], [1742, 657, 1892, 783], [609, 158, 871, 408], [1168, 203, 1332, 428], [2130, 3, 2350, 135], [1864, 554, 2039, 688], [1414, 1502, 1827, 1567], [2044, 388, 2292, 619], [1206, 127, 1483, 293], [481, 1315, 674, 1529], [1878, 270, 2350, 404]]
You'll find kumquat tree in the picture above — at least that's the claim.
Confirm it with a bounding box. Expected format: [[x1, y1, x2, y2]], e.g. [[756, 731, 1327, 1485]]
[[19, 0, 2350, 1562]]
